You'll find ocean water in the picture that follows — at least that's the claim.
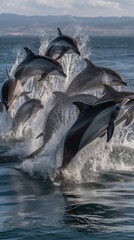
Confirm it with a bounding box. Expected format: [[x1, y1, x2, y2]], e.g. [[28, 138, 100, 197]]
[[0, 35, 134, 239]]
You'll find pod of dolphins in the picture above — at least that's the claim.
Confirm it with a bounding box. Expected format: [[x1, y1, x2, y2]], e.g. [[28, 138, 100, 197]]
[[1, 28, 134, 183]]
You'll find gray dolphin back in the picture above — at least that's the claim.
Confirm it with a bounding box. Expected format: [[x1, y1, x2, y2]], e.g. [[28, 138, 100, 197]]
[[66, 59, 126, 96]]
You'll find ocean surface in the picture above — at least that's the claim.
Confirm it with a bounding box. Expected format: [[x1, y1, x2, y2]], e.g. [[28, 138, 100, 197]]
[[0, 35, 134, 240]]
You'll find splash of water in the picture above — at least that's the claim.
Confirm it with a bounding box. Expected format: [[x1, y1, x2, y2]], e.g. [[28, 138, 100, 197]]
[[0, 31, 134, 183]]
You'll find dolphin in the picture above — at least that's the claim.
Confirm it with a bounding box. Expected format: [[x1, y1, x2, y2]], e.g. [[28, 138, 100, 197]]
[[66, 59, 127, 96], [45, 28, 80, 60], [99, 99, 134, 140], [1, 69, 29, 111], [25, 92, 98, 159], [96, 84, 134, 127], [61, 100, 120, 170], [98, 84, 134, 104], [12, 99, 44, 132], [14, 47, 67, 84]]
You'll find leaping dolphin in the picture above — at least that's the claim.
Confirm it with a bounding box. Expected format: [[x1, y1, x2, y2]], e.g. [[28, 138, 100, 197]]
[[14, 47, 67, 84], [25, 92, 98, 159], [97, 84, 134, 127], [1, 69, 29, 111], [61, 100, 120, 170], [12, 99, 44, 132], [45, 28, 80, 60], [66, 59, 127, 96]]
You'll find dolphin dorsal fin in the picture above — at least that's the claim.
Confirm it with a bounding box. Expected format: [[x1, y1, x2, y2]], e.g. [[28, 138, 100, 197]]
[[24, 47, 35, 58], [24, 95, 31, 101], [73, 101, 91, 112], [84, 58, 94, 68], [102, 84, 118, 98], [53, 91, 69, 102], [6, 68, 11, 79], [57, 28, 62, 36]]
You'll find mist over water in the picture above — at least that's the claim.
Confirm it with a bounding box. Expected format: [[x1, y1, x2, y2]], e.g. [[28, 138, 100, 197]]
[[0, 34, 134, 240]]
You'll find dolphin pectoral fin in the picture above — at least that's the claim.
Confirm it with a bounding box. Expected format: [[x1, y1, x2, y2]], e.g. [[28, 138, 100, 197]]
[[36, 132, 43, 139], [24, 47, 35, 58], [25, 145, 44, 159], [125, 113, 133, 126], [38, 72, 49, 81], [107, 120, 115, 142], [55, 50, 68, 60], [102, 84, 117, 98], [57, 27, 62, 36], [73, 101, 92, 112]]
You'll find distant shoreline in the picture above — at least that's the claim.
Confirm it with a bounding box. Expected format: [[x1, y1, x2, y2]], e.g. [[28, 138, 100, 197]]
[[0, 13, 134, 36]]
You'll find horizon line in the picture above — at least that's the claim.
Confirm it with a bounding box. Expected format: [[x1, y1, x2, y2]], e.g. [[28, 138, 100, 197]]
[[0, 13, 134, 18]]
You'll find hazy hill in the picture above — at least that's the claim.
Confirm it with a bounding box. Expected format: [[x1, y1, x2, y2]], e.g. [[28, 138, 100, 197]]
[[0, 13, 134, 36]]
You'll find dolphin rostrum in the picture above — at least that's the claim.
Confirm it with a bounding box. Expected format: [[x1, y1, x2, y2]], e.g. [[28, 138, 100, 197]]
[[14, 47, 67, 84], [66, 59, 127, 96], [1, 69, 29, 111], [62, 100, 120, 169], [45, 28, 80, 60], [12, 99, 43, 132], [25, 92, 98, 159]]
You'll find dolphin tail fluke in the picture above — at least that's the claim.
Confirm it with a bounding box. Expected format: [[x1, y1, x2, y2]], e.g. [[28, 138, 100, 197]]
[[57, 27, 62, 36], [106, 120, 115, 142], [25, 145, 44, 159]]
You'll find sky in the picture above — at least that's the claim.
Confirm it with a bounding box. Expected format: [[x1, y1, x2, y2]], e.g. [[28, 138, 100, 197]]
[[0, 0, 134, 17]]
